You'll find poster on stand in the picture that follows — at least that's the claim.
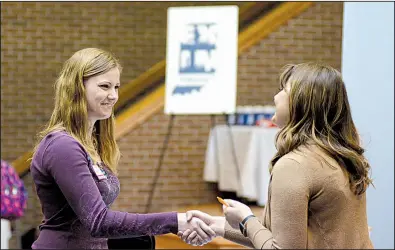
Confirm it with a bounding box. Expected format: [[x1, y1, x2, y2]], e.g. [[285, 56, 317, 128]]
[[165, 6, 239, 114]]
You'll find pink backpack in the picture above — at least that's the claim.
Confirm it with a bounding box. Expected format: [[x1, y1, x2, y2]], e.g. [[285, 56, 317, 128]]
[[1, 159, 27, 220]]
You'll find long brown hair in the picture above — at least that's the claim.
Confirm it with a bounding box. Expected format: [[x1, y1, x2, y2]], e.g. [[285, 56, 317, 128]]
[[33, 48, 121, 173], [270, 62, 373, 195]]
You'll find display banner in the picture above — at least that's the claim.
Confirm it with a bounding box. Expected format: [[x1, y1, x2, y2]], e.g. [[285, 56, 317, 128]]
[[165, 6, 239, 114]]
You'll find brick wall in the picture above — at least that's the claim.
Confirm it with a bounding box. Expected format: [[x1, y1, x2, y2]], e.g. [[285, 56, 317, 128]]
[[1, 2, 343, 246]]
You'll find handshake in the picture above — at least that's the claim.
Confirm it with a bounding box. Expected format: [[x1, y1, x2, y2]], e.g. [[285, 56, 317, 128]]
[[176, 199, 254, 246]]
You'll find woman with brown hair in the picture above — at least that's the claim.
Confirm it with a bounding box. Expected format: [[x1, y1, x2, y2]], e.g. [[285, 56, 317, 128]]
[[179, 62, 374, 249]]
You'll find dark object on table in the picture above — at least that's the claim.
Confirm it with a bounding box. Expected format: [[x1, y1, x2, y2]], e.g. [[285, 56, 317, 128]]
[[108, 235, 155, 249]]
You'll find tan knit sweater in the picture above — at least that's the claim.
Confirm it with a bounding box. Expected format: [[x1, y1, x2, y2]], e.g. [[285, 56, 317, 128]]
[[224, 144, 373, 249]]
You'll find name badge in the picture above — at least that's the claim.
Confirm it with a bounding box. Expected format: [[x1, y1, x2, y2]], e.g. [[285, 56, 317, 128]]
[[92, 164, 107, 180]]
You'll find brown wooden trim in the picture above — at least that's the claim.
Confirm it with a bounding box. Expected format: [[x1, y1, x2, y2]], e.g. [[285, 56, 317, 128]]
[[12, 151, 33, 176], [239, 2, 279, 28], [239, 2, 259, 23], [115, 84, 165, 139], [115, 60, 165, 111]]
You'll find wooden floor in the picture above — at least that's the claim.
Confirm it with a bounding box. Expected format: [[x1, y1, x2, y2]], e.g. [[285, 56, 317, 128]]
[[155, 203, 264, 249]]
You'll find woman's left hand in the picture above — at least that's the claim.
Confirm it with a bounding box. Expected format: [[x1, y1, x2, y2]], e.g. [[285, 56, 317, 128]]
[[222, 199, 254, 229]]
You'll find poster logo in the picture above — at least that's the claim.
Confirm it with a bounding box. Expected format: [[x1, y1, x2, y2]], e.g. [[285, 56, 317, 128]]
[[172, 23, 218, 95]]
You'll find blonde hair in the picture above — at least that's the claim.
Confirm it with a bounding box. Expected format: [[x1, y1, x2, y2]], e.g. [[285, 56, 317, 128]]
[[34, 48, 122, 173], [270, 62, 373, 195]]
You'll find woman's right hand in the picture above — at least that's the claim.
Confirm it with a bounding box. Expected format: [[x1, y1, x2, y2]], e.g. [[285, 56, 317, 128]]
[[177, 210, 225, 245], [177, 212, 216, 246]]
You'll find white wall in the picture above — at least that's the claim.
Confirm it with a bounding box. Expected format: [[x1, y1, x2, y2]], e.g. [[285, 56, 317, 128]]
[[342, 2, 394, 249]]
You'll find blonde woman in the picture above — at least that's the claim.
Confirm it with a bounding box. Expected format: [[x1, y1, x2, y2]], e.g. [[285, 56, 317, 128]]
[[30, 48, 215, 249], [179, 63, 374, 249]]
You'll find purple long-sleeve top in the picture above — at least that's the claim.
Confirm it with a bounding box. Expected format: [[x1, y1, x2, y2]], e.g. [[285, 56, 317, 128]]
[[30, 131, 178, 249]]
